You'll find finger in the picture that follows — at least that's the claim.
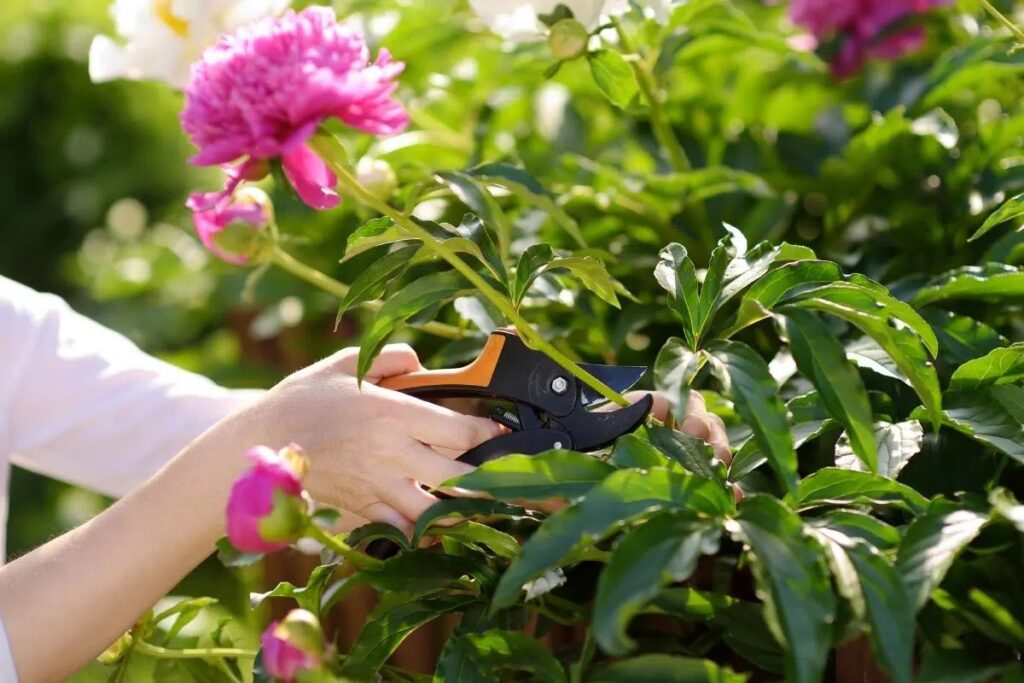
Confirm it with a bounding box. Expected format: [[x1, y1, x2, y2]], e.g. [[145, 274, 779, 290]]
[[680, 391, 712, 441], [364, 344, 425, 382], [379, 479, 443, 522], [334, 510, 371, 534], [431, 445, 467, 460], [396, 396, 505, 454], [356, 501, 414, 538], [401, 442, 476, 489], [708, 414, 732, 465], [328, 343, 423, 379]]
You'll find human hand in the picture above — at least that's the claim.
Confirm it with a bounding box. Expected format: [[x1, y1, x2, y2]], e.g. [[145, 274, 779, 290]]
[[641, 390, 731, 465], [247, 344, 504, 535]]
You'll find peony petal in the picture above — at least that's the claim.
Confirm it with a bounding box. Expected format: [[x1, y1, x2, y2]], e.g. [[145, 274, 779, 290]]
[[282, 143, 340, 210], [88, 35, 132, 83]]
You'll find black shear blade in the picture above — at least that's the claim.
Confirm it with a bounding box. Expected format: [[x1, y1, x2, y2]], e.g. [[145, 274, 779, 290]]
[[556, 393, 654, 451], [577, 363, 648, 406]]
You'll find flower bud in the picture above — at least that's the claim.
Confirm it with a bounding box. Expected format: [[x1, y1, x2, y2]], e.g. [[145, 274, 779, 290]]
[[225, 445, 309, 553], [547, 19, 589, 61], [355, 157, 397, 201], [188, 186, 274, 265], [261, 610, 324, 683]]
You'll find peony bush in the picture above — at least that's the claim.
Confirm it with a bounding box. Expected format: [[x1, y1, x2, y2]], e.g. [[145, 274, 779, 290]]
[[86, 0, 1024, 681]]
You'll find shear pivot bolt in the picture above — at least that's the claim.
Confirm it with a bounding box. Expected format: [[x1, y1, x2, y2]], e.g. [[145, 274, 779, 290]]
[[554, 441, 563, 449], [551, 377, 569, 394]]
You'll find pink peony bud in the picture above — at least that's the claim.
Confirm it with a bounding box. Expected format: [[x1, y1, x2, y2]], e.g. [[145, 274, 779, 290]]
[[261, 610, 325, 683], [225, 445, 309, 553], [186, 186, 273, 265]]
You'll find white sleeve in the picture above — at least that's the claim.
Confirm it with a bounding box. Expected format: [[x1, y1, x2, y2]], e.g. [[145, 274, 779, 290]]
[[0, 617, 16, 683], [0, 275, 263, 498]]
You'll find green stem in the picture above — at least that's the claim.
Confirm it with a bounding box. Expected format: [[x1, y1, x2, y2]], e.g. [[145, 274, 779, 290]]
[[610, 16, 716, 252], [610, 16, 691, 173], [324, 155, 630, 408], [980, 0, 1024, 43], [268, 245, 465, 341], [133, 641, 256, 660], [305, 523, 383, 571]]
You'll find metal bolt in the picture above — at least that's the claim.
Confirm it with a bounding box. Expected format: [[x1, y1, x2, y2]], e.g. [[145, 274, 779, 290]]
[[551, 376, 569, 394], [553, 441, 563, 449]]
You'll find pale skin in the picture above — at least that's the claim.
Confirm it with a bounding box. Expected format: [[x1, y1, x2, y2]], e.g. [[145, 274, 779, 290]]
[[0, 344, 730, 682]]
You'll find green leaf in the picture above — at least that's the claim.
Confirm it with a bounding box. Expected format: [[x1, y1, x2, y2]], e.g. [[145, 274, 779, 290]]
[[792, 467, 928, 513], [345, 216, 395, 255], [648, 587, 734, 622], [450, 213, 506, 283], [362, 550, 493, 596], [707, 340, 797, 494], [590, 655, 746, 682], [588, 50, 640, 109], [733, 496, 836, 683], [249, 564, 336, 614], [780, 307, 877, 473], [412, 499, 538, 547], [648, 426, 726, 482], [918, 648, 1019, 683], [357, 271, 466, 382], [335, 243, 420, 324], [491, 468, 735, 611], [341, 595, 480, 677], [608, 433, 675, 470], [655, 244, 700, 346], [744, 260, 843, 310], [425, 521, 520, 559], [896, 509, 989, 609], [215, 538, 262, 568], [990, 488, 1024, 534], [807, 510, 901, 551], [435, 171, 513, 256], [924, 387, 1024, 463], [593, 511, 721, 655], [949, 344, 1024, 391], [729, 418, 834, 482], [714, 601, 785, 673], [835, 420, 923, 479], [444, 450, 615, 502], [969, 190, 1024, 241], [813, 530, 914, 683], [912, 263, 1024, 306], [789, 281, 942, 427], [440, 630, 567, 683], [547, 255, 621, 307], [512, 243, 555, 306], [653, 339, 704, 424], [922, 309, 1008, 365], [345, 523, 412, 551]]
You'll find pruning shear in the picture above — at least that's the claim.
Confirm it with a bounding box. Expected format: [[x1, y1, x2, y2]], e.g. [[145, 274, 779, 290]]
[[378, 329, 654, 466]]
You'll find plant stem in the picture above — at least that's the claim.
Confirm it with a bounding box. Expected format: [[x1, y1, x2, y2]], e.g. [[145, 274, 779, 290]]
[[305, 523, 382, 571], [609, 16, 716, 252], [980, 0, 1024, 43], [268, 245, 465, 341], [133, 641, 256, 660], [319, 145, 630, 408], [610, 16, 691, 173]]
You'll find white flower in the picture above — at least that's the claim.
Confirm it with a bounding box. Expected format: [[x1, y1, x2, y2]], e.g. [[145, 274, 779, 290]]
[[468, 0, 608, 43], [89, 0, 291, 89]]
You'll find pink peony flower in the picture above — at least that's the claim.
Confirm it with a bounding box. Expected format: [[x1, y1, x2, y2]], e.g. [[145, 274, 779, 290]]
[[181, 6, 408, 211], [789, 0, 950, 79], [261, 609, 324, 682], [186, 186, 271, 264], [226, 445, 308, 553]]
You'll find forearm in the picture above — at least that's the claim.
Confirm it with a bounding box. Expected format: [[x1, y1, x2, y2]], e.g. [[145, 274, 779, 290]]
[[0, 408, 259, 683]]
